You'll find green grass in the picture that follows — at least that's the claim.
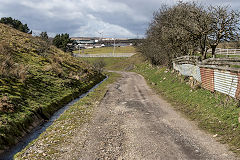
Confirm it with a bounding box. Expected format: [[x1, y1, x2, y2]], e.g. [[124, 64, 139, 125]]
[[81, 54, 144, 71], [15, 72, 120, 159], [73, 46, 136, 54], [82, 57, 128, 70]]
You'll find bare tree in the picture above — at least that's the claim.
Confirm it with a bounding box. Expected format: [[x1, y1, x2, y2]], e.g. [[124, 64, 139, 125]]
[[208, 6, 240, 57], [187, 5, 212, 59], [139, 2, 240, 67], [141, 2, 207, 65]]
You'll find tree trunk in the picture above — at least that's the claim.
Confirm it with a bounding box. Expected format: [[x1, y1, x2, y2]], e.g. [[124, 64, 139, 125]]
[[201, 35, 207, 60], [211, 45, 217, 58], [203, 51, 207, 59]]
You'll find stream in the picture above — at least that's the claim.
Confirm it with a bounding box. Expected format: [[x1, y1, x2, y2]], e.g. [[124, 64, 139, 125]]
[[0, 77, 108, 160]]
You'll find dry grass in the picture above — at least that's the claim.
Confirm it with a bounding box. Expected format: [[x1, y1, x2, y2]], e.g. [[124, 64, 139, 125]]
[[0, 96, 14, 113], [0, 23, 94, 82], [0, 42, 28, 81]]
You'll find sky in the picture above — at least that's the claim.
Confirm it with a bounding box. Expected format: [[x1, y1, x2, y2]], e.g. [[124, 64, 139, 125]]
[[0, 0, 240, 38]]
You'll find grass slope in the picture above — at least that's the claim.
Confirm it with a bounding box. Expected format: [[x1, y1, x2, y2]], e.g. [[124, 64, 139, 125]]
[[0, 23, 105, 151]]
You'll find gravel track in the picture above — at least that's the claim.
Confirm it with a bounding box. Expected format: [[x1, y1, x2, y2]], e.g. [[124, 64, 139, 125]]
[[20, 71, 239, 160]]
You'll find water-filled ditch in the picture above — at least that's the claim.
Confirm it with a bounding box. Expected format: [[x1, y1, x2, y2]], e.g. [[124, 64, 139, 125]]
[[1, 76, 108, 160]]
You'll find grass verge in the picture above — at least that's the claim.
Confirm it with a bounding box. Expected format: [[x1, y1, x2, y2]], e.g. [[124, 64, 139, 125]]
[[14, 72, 120, 159]]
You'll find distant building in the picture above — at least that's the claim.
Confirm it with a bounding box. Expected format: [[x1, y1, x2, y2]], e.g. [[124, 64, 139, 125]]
[[71, 37, 97, 45], [102, 38, 114, 41], [84, 44, 94, 49], [94, 44, 102, 48], [70, 37, 135, 50]]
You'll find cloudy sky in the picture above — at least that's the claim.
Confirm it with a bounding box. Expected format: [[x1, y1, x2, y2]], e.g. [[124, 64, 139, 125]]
[[0, 0, 240, 38]]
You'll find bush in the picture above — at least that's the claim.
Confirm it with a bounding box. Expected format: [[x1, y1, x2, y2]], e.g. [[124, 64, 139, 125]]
[[92, 59, 106, 74], [0, 17, 31, 34], [35, 32, 52, 57], [52, 33, 72, 52]]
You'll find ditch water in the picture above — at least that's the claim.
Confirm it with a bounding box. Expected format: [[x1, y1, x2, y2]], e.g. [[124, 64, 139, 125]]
[[0, 76, 108, 160]]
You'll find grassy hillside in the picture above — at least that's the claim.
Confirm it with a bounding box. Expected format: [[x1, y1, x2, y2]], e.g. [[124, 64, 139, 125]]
[[0, 23, 105, 151]]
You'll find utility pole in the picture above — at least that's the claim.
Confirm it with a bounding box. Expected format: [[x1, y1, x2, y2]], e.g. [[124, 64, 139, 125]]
[[113, 36, 116, 56], [98, 31, 103, 42]]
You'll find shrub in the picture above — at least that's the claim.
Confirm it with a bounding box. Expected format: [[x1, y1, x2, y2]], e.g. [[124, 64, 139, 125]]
[[52, 33, 72, 52], [0, 17, 31, 34], [92, 59, 106, 74]]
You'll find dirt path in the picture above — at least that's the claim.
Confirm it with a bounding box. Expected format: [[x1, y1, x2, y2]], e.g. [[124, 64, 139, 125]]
[[57, 71, 238, 160]]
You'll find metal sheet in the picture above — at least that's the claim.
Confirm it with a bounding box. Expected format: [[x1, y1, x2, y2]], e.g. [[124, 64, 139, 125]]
[[200, 68, 214, 92], [214, 70, 238, 97], [173, 63, 201, 82], [194, 66, 201, 83], [174, 61, 240, 99], [173, 62, 180, 71]]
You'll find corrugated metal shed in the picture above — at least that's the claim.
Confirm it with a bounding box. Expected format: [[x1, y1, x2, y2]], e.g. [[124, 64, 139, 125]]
[[173, 63, 201, 82], [200, 68, 214, 92], [177, 64, 193, 76], [173, 56, 240, 100], [214, 70, 238, 98], [193, 66, 201, 83]]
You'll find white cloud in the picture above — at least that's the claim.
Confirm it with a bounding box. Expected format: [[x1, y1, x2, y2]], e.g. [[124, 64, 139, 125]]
[[0, 0, 239, 38], [18, 0, 148, 22], [84, 0, 130, 13], [73, 16, 136, 38], [15, 0, 140, 37]]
